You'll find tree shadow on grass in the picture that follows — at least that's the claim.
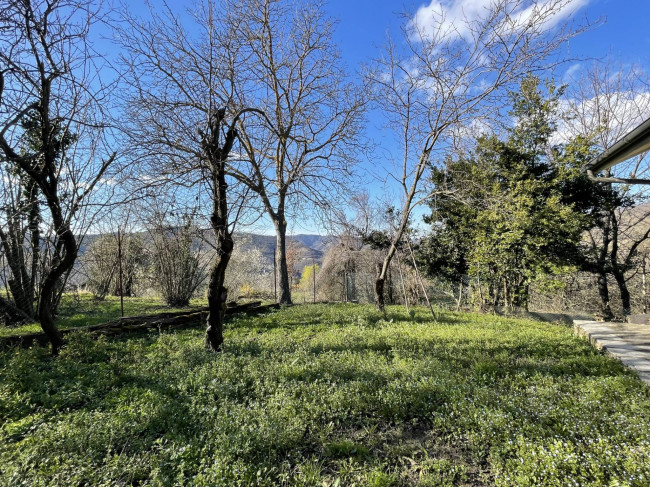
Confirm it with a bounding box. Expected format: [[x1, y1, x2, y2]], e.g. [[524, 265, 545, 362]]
[[3, 316, 647, 487]]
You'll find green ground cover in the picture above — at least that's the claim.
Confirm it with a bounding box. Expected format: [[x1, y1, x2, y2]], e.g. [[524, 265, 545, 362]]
[[0, 294, 207, 338], [1, 304, 648, 486]]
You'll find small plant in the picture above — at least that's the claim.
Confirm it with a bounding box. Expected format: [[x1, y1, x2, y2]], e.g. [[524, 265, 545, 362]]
[[324, 440, 370, 461], [1, 304, 649, 486]]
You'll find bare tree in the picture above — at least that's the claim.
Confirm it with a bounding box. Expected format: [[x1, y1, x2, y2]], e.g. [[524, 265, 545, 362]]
[[224, 241, 272, 299], [118, 3, 269, 350], [78, 204, 145, 300], [367, 0, 589, 311], [0, 158, 40, 318], [82, 235, 120, 299], [147, 212, 209, 307], [565, 62, 650, 174], [220, 0, 367, 305], [330, 191, 402, 305], [0, 0, 117, 353], [565, 62, 650, 318]]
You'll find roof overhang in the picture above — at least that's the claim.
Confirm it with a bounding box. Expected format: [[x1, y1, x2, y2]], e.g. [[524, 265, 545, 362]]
[[583, 116, 650, 184]]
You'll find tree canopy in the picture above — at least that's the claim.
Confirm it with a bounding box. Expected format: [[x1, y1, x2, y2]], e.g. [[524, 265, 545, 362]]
[[421, 77, 600, 309]]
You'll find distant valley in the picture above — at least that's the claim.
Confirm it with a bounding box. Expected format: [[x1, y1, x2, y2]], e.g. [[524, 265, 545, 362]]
[[78, 231, 335, 274]]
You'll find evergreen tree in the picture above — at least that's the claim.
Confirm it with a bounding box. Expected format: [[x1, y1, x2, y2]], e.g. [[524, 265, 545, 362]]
[[420, 77, 598, 309]]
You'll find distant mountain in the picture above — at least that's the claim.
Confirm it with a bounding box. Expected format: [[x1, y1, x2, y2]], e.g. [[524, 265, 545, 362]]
[[292, 234, 332, 251], [77, 230, 334, 274], [233, 232, 335, 273]]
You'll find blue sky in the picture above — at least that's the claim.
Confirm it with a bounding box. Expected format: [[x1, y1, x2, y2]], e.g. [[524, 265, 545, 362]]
[[307, 0, 650, 235], [110, 0, 650, 236], [324, 0, 650, 69], [322, 0, 650, 144]]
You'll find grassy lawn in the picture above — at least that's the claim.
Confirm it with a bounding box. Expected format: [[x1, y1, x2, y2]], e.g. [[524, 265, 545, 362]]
[[0, 304, 649, 486], [0, 294, 207, 338]]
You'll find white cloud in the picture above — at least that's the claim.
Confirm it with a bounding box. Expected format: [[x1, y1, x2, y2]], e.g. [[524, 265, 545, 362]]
[[554, 90, 650, 146], [506, 0, 590, 30], [99, 177, 118, 186], [562, 63, 583, 84], [448, 115, 495, 151], [410, 0, 591, 42]]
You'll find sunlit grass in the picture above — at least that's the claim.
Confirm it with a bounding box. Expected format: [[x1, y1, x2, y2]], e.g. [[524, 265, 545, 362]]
[[1, 304, 648, 486], [0, 293, 207, 338]]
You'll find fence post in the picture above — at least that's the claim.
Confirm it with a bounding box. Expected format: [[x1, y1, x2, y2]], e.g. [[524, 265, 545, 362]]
[[117, 228, 124, 317]]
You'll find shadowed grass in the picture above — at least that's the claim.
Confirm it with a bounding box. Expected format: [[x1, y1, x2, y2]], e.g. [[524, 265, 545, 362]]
[[1, 304, 648, 486], [0, 294, 207, 338]]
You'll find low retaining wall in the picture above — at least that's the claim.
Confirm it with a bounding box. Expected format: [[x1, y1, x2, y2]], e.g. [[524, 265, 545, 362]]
[[574, 320, 650, 386]]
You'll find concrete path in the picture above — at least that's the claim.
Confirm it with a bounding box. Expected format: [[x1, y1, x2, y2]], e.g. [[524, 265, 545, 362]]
[[574, 320, 650, 386]]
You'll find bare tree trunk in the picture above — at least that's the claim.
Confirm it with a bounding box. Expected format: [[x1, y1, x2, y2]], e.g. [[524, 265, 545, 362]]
[[37, 216, 75, 355], [27, 179, 40, 313], [0, 178, 40, 319], [205, 239, 233, 351], [609, 211, 633, 317], [273, 216, 292, 305], [0, 217, 35, 318], [374, 263, 385, 312], [596, 271, 614, 321], [273, 251, 277, 302], [375, 243, 398, 312], [586, 208, 615, 321], [611, 268, 631, 317], [0, 295, 33, 325], [643, 258, 647, 314], [202, 110, 238, 352]]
